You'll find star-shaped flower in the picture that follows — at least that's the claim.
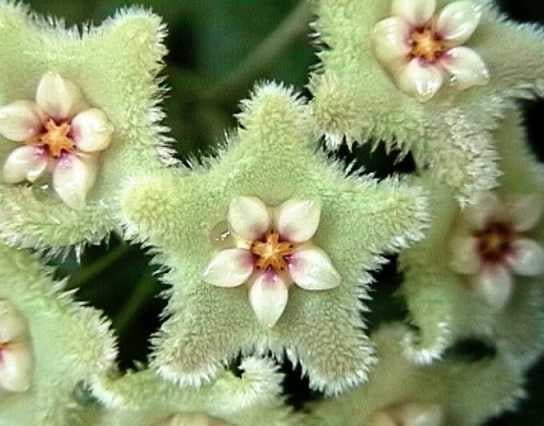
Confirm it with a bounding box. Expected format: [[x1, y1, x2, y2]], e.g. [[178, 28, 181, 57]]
[[203, 197, 341, 328], [449, 192, 544, 310], [121, 83, 429, 394], [0, 72, 114, 209], [0, 3, 170, 252], [90, 357, 299, 426], [399, 110, 544, 366], [306, 324, 526, 426], [0, 243, 117, 424], [310, 0, 544, 204], [374, 0, 489, 101]]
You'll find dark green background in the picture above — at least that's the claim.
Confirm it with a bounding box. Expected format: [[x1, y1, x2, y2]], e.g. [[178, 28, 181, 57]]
[[23, 0, 544, 423]]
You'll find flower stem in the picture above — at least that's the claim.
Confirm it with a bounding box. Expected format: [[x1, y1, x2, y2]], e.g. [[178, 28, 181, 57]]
[[113, 269, 156, 334], [201, 1, 312, 105], [67, 244, 133, 289]]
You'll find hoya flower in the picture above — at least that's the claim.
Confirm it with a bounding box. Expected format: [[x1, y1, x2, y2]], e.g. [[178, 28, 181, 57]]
[[0, 3, 169, 251], [91, 358, 300, 426], [203, 197, 340, 327], [0, 300, 33, 393], [121, 83, 428, 393], [310, 0, 544, 204], [373, 0, 489, 101], [0, 72, 113, 209], [369, 402, 444, 426], [449, 192, 544, 310], [0, 243, 116, 424], [399, 110, 544, 366], [306, 324, 526, 426]]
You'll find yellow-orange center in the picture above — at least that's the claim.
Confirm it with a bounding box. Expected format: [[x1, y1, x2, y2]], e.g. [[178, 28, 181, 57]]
[[250, 231, 295, 272], [27, 118, 75, 158], [410, 28, 446, 62]]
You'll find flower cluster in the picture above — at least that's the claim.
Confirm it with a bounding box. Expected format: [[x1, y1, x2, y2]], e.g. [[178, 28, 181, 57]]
[[203, 197, 340, 327], [373, 0, 489, 101], [0, 1, 542, 425], [0, 72, 113, 209]]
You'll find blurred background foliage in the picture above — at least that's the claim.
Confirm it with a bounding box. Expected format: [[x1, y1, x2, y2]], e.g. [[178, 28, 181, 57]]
[[24, 0, 544, 423]]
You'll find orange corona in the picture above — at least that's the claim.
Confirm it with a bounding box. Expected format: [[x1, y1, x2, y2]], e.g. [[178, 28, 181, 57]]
[[250, 231, 295, 272]]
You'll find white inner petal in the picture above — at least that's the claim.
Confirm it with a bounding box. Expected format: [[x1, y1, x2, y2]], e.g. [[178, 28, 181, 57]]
[[393, 402, 444, 426], [228, 196, 271, 240], [248, 272, 289, 328], [0, 301, 30, 343], [203, 248, 253, 287], [3, 145, 48, 184], [0, 100, 43, 142], [440, 47, 489, 90], [509, 239, 544, 277], [392, 0, 436, 26], [474, 266, 513, 310], [36, 72, 86, 121], [449, 235, 480, 275], [71, 108, 114, 153], [288, 246, 341, 290], [52, 153, 98, 209], [463, 192, 500, 230], [510, 194, 543, 233], [435, 1, 482, 45], [275, 199, 321, 243], [0, 340, 33, 393], [397, 59, 444, 102], [373, 17, 411, 64]]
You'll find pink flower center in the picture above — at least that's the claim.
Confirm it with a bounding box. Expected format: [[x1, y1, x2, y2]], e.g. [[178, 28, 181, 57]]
[[26, 118, 75, 158], [474, 222, 514, 264], [250, 231, 295, 273], [409, 27, 446, 62]]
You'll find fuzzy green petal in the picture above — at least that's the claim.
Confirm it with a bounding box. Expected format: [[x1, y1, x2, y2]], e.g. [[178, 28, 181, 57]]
[[306, 324, 526, 426], [400, 110, 544, 366], [90, 357, 300, 426], [0, 2, 170, 253], [310, 0, 544, 205], [0, 244, 117, 425], [121, 83, 429, 394]]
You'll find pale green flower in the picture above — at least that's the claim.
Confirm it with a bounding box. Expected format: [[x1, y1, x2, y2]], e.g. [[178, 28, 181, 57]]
[[0, 243, 117, 425], [310, 0, 544, 204], [0, 2, 170, 254], [399, 110, 544, 367], [121, 83, 429, 394], [306, 324, 525, 426], [90, 357, 300, 426]]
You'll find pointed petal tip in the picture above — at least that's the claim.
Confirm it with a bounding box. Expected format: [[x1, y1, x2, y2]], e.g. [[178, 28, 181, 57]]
[[2, 145, 48, 184], [436, 0, 482, 45], [228, 196, 271, 240], [392, 0, 436, 26], [36, 72, 86, 120], [52, 153, 98, 209], [275, 199, 321, 243], [510, 239, 544, 277], [474, 266, 513, 310], [0, 342, 33, 393], [0, 100, 44, 142], [203, 248, 254, 287], [249, 273, 289, 328], [396, 59, 444, 102], [72, 108, 114, 153], [289, 246, 341, 290]]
